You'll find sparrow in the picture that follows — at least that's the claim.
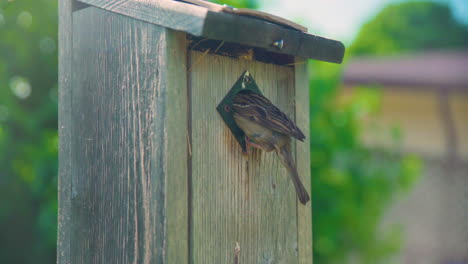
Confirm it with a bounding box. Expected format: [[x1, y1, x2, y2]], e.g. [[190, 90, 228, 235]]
[[231, 89, 310, 204]]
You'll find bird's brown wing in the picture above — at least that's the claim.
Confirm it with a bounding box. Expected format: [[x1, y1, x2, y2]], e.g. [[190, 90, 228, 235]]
[[232, 90, 305, 141]]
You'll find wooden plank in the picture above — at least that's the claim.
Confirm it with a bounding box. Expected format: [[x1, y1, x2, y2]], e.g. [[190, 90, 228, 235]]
[[295, 58, 313, 264], [68, 7, 187, 263], [57, 0, 73, 263], [72, 1, 91, 11], [201, 11, 301, 58], [165, 30, 189, 264], [77, 0, 207, 35], [188, 36, 296, 66], [189, 51, 300, 263], [179, 0, 308, 32], [202, 10, 344, 64], [224, 8, 308, 32], [76, 0, 345, 63], [296, 33, 345, 64]]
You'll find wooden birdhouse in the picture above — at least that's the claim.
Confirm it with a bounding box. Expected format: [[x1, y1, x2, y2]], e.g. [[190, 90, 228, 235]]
[[58, 0, 344, 263]]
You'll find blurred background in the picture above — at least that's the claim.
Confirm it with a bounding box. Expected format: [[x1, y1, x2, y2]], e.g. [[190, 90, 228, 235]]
[[0, 0, 466, 263]]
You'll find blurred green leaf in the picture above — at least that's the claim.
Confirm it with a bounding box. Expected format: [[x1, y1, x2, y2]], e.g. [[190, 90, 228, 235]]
[[1, 0, 461, 263], [209, 0, 258, 9], [0, 0, 58, 263], [349, 2, 468, 56], [308, 1, 468, 263]]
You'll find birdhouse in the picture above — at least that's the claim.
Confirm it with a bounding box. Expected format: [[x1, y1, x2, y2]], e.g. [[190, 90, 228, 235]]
[[58, 0, 344, 263]]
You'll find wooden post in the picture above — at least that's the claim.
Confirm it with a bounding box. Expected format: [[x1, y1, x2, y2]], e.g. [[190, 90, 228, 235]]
[[58, 1, 344, 263]]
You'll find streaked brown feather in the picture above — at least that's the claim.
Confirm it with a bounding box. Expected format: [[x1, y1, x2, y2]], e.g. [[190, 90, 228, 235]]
[[232, 90, 305, 141]]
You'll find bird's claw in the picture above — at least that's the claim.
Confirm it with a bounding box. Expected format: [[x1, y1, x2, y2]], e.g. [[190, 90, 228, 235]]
[[242, 137, 252, 155], [242, 148, 250, 155]]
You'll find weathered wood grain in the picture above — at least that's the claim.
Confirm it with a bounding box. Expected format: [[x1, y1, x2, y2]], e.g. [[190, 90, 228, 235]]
[[71, 7, 162, 263], [57, 0, 73, 263], [165, 30, 189, 264], [60, 4, 314, 263], [295, 58, 313, 264], [76, 0, 345, 63], [189, 51, 305, 263], [77, 0, 207, 35], [178, 0, 308, 32], [59, 7, 188, 263]]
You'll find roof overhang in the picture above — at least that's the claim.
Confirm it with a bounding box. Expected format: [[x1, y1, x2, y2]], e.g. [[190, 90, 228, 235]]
[[76, 0, 345, 64]]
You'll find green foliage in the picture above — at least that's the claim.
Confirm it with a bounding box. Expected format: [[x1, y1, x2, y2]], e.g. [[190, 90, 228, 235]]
[[0, 0, 58, 263], [309, 61, 422, 264], [350, 1, 468, 55], [1, 0, 461, 264], [310, 1, 468, 263], [209, 0, 258, 9]]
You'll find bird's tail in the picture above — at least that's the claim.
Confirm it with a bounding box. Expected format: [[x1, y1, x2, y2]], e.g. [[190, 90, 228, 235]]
[[276, 143, 310, 205]]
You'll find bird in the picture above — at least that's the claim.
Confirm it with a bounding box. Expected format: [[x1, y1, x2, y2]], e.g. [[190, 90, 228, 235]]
[[231, 89, 310, 204]]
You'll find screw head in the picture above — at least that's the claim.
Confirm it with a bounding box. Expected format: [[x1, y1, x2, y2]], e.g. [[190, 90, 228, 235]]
[[244, 75, 251, 84], [273, 39, 284, 50]]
